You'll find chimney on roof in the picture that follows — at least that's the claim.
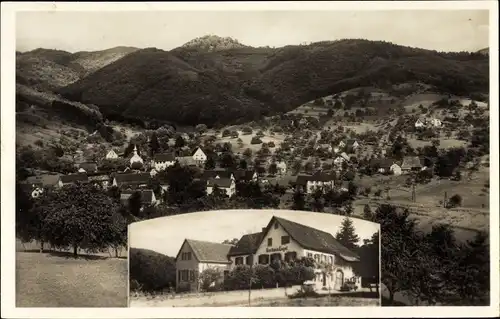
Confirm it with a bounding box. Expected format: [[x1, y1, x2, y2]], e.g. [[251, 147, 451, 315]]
[[262, 227, 266, 233]]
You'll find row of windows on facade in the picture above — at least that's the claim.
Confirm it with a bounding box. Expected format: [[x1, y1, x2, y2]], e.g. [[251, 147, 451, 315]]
[[234, 251, 334, 265]]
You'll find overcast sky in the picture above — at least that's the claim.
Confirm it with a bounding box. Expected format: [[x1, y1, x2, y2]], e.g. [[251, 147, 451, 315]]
[[16, 10, 489, 53], [130, 209, 379, 257]]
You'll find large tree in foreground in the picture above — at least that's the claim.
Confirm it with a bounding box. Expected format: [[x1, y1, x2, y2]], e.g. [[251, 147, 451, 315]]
[[26, 182, 126, 256]]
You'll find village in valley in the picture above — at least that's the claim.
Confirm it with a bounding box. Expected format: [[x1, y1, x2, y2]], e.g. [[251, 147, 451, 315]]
[[18, 87, 490, 229], [13, 8, 491, 308]]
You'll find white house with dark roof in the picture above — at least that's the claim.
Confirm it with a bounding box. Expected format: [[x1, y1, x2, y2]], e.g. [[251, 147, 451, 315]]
[[192, 147, 207, 165], [175, 239, 233, 292], [151, 153, 176, 171], [414, 118, 426, 128], [295, 172, 335, 194], [106, 149, 119, 160]]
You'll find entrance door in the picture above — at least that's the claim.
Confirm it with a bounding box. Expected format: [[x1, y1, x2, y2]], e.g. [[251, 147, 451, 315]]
[[334, 270, 344, 290], [322, 273, 327, 287]]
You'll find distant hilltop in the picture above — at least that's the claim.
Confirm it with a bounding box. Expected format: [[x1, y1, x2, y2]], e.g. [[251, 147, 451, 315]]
[[476, 47, 489, 55], [180, 34, 249, 52]]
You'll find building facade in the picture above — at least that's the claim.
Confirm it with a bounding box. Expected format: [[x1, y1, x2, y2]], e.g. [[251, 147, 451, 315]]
[[175, 239, 233, 292], [192, 147, 207, 165], [151, 153, 176, 171], [176, 216, 362, 293]]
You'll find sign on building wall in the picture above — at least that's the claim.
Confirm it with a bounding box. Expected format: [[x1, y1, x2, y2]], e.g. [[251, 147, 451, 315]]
[[265, 246, 288, 253]]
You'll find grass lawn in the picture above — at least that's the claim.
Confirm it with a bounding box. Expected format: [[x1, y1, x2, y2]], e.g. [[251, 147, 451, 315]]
[[214, 130, 286, 153], [16, 251, 128, 307], [407, 138, 467, 149]]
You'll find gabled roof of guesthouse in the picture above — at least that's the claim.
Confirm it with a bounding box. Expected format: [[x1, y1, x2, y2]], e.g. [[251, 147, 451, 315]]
[[257, 216, 360, 262], [176, 239, 233, 264], [227, 232, 263, 257]]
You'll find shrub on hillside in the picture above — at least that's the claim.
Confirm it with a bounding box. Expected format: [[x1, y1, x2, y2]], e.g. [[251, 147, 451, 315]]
[[447, 194, 463, 208], [251, 137, 263, 144], [129, 248, 176, 292]]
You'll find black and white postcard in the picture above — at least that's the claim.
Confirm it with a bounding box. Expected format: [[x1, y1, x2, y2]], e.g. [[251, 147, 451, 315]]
[[1, 1, 498, 318]]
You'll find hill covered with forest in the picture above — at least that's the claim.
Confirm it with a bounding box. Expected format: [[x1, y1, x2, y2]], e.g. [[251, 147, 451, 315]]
[[23, 37, 488, 127], [16, 46, 139, 91]]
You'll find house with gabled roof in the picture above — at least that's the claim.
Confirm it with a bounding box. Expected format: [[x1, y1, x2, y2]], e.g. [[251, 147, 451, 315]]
[[177, 215, 362, 292], [414, 118, 426, 128], [202, 169, 235, 181], [206, 177, 236, 197], [112, 172, 151, 188], [77, 162, 98, 173], [105, 149, 119, 160], [233, 170, 258, 182], [334, 152, 350, 167], [175, 239, 233, 292], [87, 172, 111, 189], [345, 139, 360, 153], [151, 153, 176, 171], [192, 147, 207, 165], [22, 174, 60, 198], [401, 156, 424, 173], [176, 156, 198, 167], [369, 158, 401, 175], [275, 161, 287, 175], [254, 216, 361, 290], [295, 172, 335, 194], [57, 174, 89, 188], [120, 189, 158, 207]]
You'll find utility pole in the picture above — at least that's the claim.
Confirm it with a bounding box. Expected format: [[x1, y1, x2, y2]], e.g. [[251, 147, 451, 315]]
[[412, 183, 416, 203]]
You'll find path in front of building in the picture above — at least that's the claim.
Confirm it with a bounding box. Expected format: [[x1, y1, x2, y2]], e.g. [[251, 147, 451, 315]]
[[129, 286, 376, 307]]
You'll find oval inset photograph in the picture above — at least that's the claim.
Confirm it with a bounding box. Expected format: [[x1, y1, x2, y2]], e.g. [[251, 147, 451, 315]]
[[129, 209, 381, 307]]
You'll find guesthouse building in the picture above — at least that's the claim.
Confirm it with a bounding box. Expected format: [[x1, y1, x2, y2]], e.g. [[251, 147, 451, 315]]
[[176, 216, 362, 292]]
